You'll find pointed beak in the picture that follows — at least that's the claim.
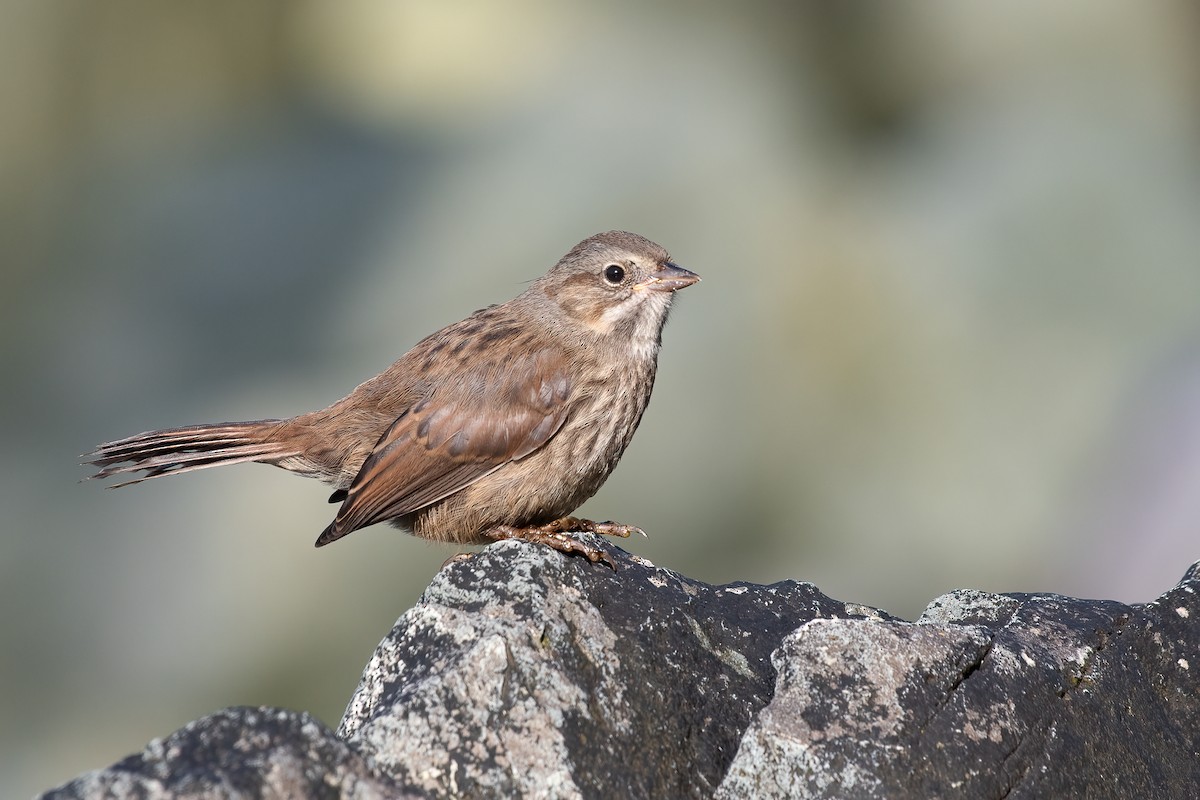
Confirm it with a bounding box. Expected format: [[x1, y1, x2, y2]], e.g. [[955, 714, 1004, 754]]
[[638, 261, 700, 293]]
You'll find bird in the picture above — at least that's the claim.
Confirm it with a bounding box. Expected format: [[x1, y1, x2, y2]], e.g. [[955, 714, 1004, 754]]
[[84, 231, 699, 567]]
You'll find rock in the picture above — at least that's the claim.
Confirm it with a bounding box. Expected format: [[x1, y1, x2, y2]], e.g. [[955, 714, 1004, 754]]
[[336, 539, 875, 798], [40, 540, 1200, 799], [39, 706, 404, 799], [718, 564, 1200, 800]]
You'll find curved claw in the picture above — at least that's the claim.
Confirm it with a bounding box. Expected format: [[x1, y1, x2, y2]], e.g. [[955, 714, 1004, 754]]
[[593, 521, 646, 539]]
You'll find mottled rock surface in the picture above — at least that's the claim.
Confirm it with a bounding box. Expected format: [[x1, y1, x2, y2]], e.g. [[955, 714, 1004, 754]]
[[334, 539, 874, 798], [720, 564, 1200, 800], [42, 541, 1200, 799], [39, 707, 403, 800]]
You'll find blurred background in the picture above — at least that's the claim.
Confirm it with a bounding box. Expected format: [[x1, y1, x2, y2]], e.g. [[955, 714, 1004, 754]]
[[4, 1, 1199, 795]]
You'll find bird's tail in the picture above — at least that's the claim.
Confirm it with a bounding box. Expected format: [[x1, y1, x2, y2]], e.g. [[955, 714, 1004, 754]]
[[83, 420, 300, 488]]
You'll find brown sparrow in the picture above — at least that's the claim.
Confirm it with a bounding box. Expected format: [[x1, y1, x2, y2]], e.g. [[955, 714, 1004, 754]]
[[85, 231, 699, 567]]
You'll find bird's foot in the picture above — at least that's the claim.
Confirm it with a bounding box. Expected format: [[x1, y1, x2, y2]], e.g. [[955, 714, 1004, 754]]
[[484, 518, 643, 570], [540, 516, 647, 539]]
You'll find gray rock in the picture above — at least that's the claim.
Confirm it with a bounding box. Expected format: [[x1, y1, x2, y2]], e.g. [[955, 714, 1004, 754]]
[[718, 562, 1200, 799], [41, 542, 1200, 799], [39, 706, 403, 799], [336, 539, 875, 798]]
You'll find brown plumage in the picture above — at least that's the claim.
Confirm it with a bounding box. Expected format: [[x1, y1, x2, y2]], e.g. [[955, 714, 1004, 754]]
[[85, 231, 699, 566]]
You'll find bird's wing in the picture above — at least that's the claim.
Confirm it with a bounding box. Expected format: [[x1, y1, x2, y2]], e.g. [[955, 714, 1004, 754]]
[[315, 349, 572, 546]]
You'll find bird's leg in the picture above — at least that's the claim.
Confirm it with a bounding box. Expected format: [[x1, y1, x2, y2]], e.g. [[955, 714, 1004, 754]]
[[483, 519, 643, 570], [539, 516, 647, 539]]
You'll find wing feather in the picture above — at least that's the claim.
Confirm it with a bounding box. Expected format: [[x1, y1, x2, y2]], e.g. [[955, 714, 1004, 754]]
[[315, 350, 571, 546]]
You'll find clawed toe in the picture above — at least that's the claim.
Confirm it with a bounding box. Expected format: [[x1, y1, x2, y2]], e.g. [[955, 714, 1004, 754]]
[[440, 552, 475, 569], [482, 523, 619, 570], [540, 517, 645, 539], [591, 521, 646, 539], [551, 533, 616, 569], [479, 516, 648, 569]]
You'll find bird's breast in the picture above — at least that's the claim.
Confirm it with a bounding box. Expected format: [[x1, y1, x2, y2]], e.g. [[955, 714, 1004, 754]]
[[558, 357, 657, 478]]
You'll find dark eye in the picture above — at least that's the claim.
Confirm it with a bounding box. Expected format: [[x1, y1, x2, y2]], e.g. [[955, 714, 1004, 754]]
[[603, 264, 625, 284]]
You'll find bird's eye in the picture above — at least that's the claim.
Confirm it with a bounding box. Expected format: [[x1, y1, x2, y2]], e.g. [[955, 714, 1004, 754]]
[[603, 264, 625, 284]]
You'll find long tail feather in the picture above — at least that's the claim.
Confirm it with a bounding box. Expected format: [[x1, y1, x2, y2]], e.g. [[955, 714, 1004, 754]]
[[83, 420, 299, 487]]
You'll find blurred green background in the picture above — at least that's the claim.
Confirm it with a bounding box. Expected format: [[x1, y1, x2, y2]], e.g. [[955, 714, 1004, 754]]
[[4, 1, 1199, 796]]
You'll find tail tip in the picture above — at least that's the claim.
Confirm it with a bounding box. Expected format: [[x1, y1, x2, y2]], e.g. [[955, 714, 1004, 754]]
[[315, 524, 339, 548]]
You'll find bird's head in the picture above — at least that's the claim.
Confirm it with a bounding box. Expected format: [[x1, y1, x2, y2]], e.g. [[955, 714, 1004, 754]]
[[535, 231, 699, 349]]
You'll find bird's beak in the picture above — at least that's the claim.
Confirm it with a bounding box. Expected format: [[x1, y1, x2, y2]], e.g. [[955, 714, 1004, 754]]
[[637, 261, 701, 292]]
